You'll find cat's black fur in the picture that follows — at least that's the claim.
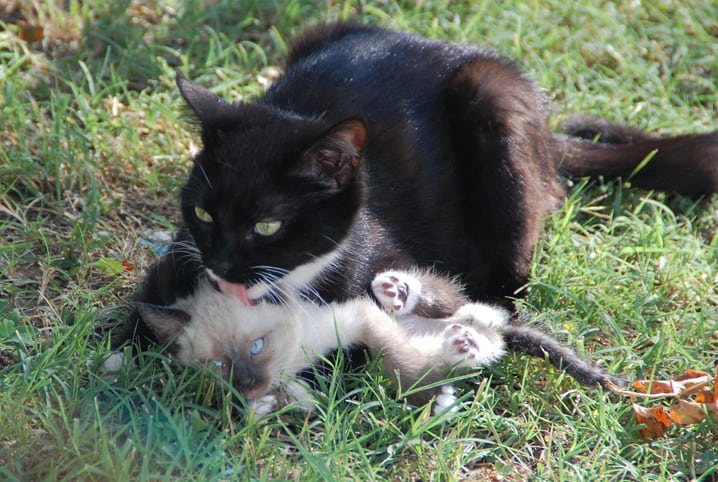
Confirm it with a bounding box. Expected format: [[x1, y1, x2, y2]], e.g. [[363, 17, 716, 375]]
[[175, 22, 716, 310]]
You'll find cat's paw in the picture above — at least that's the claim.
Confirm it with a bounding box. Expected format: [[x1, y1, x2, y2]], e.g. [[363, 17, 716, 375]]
[[442, 323, 506, 368], [248, 394, 278, 418], [432, 384, 458, 416], [371, 270, 421, 315], [451, 303, 509, 329]]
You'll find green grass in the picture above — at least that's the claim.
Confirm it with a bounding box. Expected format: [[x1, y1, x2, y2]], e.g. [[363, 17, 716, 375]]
[[1, 0, 716, 480]]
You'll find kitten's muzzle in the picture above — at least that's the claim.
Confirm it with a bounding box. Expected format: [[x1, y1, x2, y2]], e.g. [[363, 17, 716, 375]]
[[232, 363, 256, 390]]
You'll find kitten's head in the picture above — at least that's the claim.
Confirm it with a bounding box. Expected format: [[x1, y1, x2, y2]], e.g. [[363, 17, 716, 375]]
[[177, 77, 367, 304], [137, 281, 299, 401]]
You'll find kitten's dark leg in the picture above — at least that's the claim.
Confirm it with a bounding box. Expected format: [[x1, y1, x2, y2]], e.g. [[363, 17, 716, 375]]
[[445, 56, 564, 302], [502, 324, 626, 388]]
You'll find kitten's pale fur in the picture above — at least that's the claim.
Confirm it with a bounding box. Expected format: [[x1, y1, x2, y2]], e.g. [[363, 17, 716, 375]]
[[131, 269, 508, 416]]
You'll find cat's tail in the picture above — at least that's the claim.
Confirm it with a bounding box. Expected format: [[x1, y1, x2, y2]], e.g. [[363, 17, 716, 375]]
[[555, 115, 718, 195], [501, 323, 626, 389]]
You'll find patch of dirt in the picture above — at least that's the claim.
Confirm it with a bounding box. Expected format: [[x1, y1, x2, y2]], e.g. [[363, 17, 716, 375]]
[[0, 350, 17, 370]]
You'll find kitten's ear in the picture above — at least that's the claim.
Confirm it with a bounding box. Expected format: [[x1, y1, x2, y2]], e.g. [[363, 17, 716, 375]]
[[176, 75, 226, 125], [137, 302, 190, 344], [295, 119, 367, 190]]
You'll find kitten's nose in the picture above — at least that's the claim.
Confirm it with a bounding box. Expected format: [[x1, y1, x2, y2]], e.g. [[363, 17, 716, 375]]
[[232, 363, 256, 389]]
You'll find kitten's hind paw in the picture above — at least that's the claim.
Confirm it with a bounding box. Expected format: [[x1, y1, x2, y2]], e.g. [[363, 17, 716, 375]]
[[371, 271, 421, 315], [432, 384, 458, 416], [442, 323, 506, 368]]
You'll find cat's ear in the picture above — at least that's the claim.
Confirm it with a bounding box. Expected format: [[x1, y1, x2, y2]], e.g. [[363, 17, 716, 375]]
[[137, 302, 190, 344], [295, 119, 367, 190], [176, 75, 226, 125]]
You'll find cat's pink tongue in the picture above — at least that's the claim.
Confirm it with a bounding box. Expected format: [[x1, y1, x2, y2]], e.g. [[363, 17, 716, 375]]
[[217, 279, 257, 306]]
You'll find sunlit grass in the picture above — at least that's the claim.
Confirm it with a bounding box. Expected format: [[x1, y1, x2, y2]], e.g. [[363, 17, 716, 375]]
[[1, 0, 716, 480]]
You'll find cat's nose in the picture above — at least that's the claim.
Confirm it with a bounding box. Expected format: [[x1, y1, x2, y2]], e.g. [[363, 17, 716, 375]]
[[232, 363, 256, 389], [211, 258, 232, 279]]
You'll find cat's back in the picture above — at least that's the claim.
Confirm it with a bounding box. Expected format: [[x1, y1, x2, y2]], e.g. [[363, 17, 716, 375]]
[[285, 21, 385, 66], [263, 22, 480, 118]]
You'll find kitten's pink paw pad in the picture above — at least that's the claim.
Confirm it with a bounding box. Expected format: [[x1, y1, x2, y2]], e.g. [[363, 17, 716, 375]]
[[446, 324, 480, 360], [371, 273, 411, 313], [442, 323, 505, 368]]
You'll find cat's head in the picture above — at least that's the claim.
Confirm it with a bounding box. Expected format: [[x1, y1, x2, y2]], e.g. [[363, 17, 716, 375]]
[[137, 280, 298, 401], [176, 77, 367, 305]]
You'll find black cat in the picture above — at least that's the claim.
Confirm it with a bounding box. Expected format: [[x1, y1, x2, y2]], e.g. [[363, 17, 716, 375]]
[[174, 22, 716, 312]]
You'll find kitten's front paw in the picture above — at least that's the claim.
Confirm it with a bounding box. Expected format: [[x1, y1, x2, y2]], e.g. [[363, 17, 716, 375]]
[[248, 394, 278, 418], [371, 271, 421, 315], [442, 323, 506, 368], [433, 384, 458, 416], [103, 352, 127, 372]]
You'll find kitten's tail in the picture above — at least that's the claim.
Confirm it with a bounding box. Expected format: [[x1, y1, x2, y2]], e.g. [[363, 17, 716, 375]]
[[501, 324, 626, 389], [555, 116, 718, 196]]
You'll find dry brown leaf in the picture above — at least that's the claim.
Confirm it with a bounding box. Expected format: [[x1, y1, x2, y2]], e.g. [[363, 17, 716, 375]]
[[669, 399, 707, 425], [633, 403, 671, 439], [631, 370, 710, 397], [627, 367, 717, 439], [19, 24, 44, 42], [694, 389, 714, 404]]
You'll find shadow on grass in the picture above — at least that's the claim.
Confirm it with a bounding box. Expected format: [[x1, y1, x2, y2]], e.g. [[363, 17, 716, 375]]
[[6, 0, 331, 98]]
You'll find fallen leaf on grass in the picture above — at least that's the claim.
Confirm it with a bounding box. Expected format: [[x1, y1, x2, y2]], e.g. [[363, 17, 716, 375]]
[[694, 389, 714, 404], [19, 24, 44, 42], [633, 403, 671, 438], [669, 399, 710, 426], [631, 370, 710, 397], [619, 367, 718, 439], [95, 258, 134, 275]]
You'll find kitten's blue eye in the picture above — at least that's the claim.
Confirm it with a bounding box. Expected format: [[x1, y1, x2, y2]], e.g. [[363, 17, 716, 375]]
[[254, 220, 282, 236], [249, 337, 265, 357], [194, 206, 213, 223]]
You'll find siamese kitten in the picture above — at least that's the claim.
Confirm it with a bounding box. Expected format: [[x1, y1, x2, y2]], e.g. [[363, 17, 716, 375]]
[[126, 263, 622, 416], [134, 268, 509, 416]]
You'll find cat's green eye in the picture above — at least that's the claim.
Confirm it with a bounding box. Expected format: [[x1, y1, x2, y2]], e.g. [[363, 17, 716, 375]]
[[254, 220, 282, 236], [194, 206, 213, 223]]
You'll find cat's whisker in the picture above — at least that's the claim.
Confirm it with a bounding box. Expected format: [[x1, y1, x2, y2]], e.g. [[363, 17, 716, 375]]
[[253, 265, 290, 280], [179, 183, 207, 200], [194, 160, 213, 191], [169, 246, 203, 270], [320, 235, 341, 248], [252, 270, 287, 304]]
